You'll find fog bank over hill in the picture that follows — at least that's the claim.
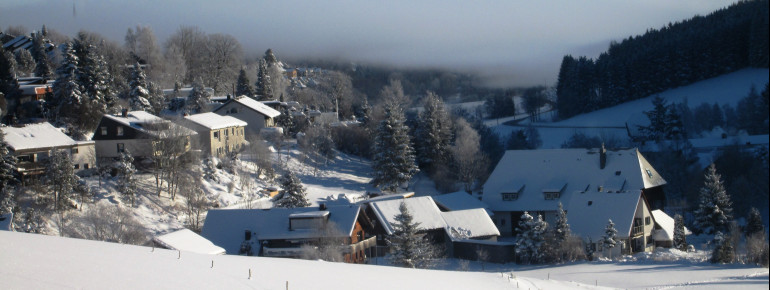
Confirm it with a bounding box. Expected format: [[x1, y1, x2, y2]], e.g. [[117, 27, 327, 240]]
[[1, 0, 738, 87]]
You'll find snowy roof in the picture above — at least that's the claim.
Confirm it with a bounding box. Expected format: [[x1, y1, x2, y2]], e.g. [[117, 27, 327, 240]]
[[0, 213, 12, 231], [215, 97, 281, 118], [566, 190, 642, 241], [482, 148, 666, 212], [2, 122, 87, 151], [289, 211, 329, 218], [368, 196, 447, 235], [650, 210, 691, 241], [102, 111, 196, 137], [183, 112, 247, 130], [201, 205, 362, 254], [152, 229, 225, 255], [440, 209, 500, 239], [433, 191, 493, 216], [360, 192, 415, 203]]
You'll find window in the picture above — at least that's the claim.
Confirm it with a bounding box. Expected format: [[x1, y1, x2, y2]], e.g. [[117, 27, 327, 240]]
[[544, 192, 560, 200], [645, 169, 653, 178], [500, 219, 505, 226], [502, 192, 518, 201], [74, 164, 79, 169], [84, 164, 89, 169], [356, 231, 363, 242], [71, 148, 79, 154], [646, 236, 653, 245], [213, 131, 220, 139], [117, 143, 125, 153], [101, 127, 107, 135], [117, 126, 124, 136], [645, 217, 651, 225]]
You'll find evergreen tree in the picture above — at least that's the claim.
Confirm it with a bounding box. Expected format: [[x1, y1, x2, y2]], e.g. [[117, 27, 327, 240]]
[[386, 201, 439, 268], [264, 49, 278, 66], [0, 48, 20, 104], [514, 211, 548, 264], [14, 49, 35, 76], [45, 150, 76, 211], [673, 213, 688, 250], [638, 96, 669, 141], [414, 91, 452, 173], [31, 34, 51, 80], [235, 68, 254, 98], [711, 231, 735, 263], [0, 131, 18, 190], [255, 59, 273, 100], [274, 171, 310, 208], [745, 207, 765, 237], [601, 219, 618, 257], [555, 202, 570, 244], [694, 164, 733, 234], [276, 106, 295, 136], [371, 102, 418, 192], [116, 150, 138, 207], [52, 43, 84, 125], [359, 98, 371, 127], [585, 236, 595, 260], [127, 62, 152, 111], [185, 78, 211, 114]]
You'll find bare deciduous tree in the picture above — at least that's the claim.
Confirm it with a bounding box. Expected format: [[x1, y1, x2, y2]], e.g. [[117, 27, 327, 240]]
[[450, 118, 488, 193]]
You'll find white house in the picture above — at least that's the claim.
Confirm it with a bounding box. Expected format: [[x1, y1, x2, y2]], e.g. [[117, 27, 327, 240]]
[[179, 112, 248, 157], [482, 147, 667, 255], [212, 97, 281, 136], [2, 122, 95, 180]]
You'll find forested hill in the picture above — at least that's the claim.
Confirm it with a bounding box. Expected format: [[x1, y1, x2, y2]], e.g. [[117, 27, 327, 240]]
[[556, 0, 769, 119]]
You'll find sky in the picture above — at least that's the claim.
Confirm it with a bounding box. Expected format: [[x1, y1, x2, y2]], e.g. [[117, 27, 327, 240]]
[[1, 0, 739, 87]]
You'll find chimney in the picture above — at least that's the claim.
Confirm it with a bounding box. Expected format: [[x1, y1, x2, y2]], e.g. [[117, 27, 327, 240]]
[[600, 143, 607, 169], [121, 109, 128, 117]]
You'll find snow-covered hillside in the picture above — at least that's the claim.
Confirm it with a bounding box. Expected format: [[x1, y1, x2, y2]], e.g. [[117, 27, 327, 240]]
[[495, 68, 769, 148], [2, 230, 767, 289]]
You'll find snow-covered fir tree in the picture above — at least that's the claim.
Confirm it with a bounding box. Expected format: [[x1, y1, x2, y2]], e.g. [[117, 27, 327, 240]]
[[276, 106, 295, 136], [514, 211, 548, 264], [255, 59, 273, 100], [31, 34, 52, 80], [673, 213, 688, 250], [585, 236, 595, 260], [694, 163, 733, 235], [414, 91, 452, 173], [45, 150, 76, 211], [555, 202, 570, 243], [711, 231, 735, 263], [185, 78, 211, 114], [601, 219, 618, 256], [0, 48, 20, 100], [116, 150, 138, 207], [745, 207, 764, 237], [74, 35, 115, 113], [235, 68, 254, 98], [264, 49, 278, 66], [386, 201, 439, 268], [128, 62, 152, 111], [359, 97, 371, 127], [14, 46, 35, 76], [0, 131, 18, 192], [52, 43, 84, 124], [371, 102, 418, 192], [274, 171, 310, 208]]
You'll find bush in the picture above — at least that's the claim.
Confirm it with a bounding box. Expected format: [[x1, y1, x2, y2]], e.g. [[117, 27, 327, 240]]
[[746, 233, 769, 267]]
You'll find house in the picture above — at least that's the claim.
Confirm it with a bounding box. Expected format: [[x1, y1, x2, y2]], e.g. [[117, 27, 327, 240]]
[[152, 228, 226, 255], [650, 209, 691, 248], [180, 112, 247, 158], [201, 204, 377, 263], [212, 97, 281, 135], [433, 191, 493, 216], [91, 110, 195, 160], [482, 147, 667, 255], [365, 196, 500, 259], [2, 122, 95, 180]]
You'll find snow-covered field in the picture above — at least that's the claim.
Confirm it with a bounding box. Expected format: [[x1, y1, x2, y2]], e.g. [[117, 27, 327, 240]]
[[2, 230, 767, 289], [492, 68, 769, 148]]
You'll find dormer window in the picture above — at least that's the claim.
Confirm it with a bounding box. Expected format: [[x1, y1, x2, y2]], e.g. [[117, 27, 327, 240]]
[[502, 192, 518, 201], [645, 169, 653, 178], [544, 192, 560, 200], [117, 126, 124, 136]]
